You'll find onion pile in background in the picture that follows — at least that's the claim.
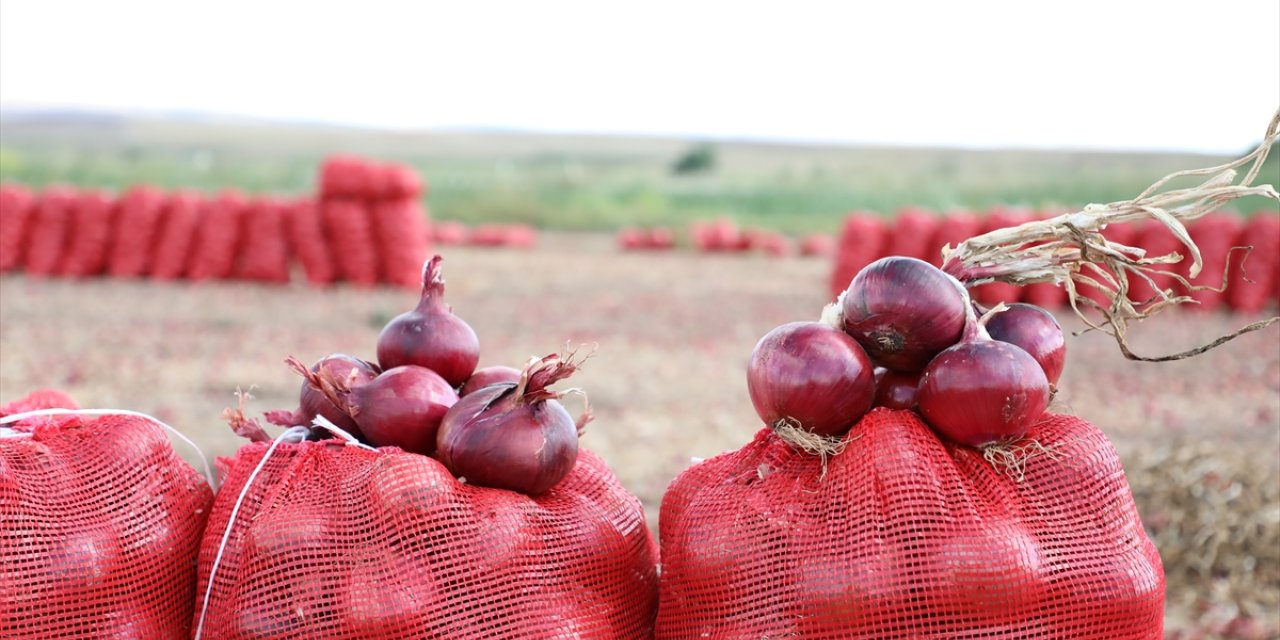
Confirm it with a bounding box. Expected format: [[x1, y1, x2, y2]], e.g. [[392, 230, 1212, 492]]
[[0, 155, 433, 288], [831, 206, 1280, 311]]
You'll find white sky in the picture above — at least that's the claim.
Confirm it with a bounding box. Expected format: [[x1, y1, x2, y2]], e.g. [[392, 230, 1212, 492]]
[[1, 0, 1278, 153]]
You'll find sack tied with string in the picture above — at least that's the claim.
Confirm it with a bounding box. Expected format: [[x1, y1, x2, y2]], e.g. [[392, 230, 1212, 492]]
[[0, 390, 216, 639], [192, 433, 660, 639], [656, 408, 1164, 639]]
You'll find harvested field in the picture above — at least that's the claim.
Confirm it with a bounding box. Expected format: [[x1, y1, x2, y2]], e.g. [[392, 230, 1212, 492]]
[[2, 231, 1277, 638]]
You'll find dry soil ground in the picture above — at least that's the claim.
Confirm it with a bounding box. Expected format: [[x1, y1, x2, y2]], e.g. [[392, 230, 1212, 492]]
[[2, 231, 1278, 638]]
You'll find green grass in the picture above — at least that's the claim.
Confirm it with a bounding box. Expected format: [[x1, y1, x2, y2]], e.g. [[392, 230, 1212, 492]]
[[1, 116, 1275, 235]]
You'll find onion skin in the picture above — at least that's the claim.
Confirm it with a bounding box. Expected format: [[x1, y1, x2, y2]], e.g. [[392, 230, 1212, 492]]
[[304, 354, 378, 438], [916, 340, 1050, 447], [459, 365, 522, 396], [376, 256, 480, 387], [983, 303, 1066, 386], [436, 353, 582, 495], [344, 365, 458, 456], [873, 368, 921, 411], [747, 321, 875, 437], [273, 354, 380, 441], [841, 256, 969, 372]]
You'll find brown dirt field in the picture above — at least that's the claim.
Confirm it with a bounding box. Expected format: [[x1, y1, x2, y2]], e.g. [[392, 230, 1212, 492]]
[[2, 231, 1278, 638]]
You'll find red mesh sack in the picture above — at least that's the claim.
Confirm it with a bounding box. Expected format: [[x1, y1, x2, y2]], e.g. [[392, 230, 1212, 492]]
[[192, 438, 659, 639], [107, 185, 167, 278], [925, 208, 982, 268], [0, 388, 79, 416], [320, 198, 380, 287], [380, 162, 425, 200], [430, 220, 469, 246], [1022, 279, 1068, 308], [885, 206, 938, 264], [150, 190, 205, 281], [469, 223, 513, 247], [236, 197, 292, 284], [656, 409, 1164, 639], [1227, 210, 1280, 312], [283, 196, 336, 286], [0, 183, 37, 272], [798, 232, 834, 257], [503, 223, 538, 248], [1184, 211, 1244, 311], [22, 186, 77, 278], [1126, 218, 1188, 304], [0, 395, 215, 639], [60, 189, 117, 278], [188, 190, 247, 282], [370, 197, 431, 288], [319, 155, 376, 200], [830, 212, 888, 299]]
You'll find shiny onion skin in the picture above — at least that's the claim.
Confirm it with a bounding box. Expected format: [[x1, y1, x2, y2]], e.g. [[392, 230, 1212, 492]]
[[376, 256, 480, 387], [304, 362, 459, 456], [747, 321, 875, 437], [873, 368, 921, 411], [459, 365, 522, 396], [983, 303, 1066, 386], [916, 339, 1050, 447], [436, 353, 585, 495], [353, 365, 458, 455], [840, 256, 969, 372]]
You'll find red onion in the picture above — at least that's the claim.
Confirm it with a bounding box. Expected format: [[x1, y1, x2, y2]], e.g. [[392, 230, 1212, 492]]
[[916, 307, 1050, 447], [459, 365, 522, 396], [436, 353, 586, 495], [376, 256, 480, 387], [983, 303, 1066, 386], [873, 367, 921, 411], [746, 319, 875, 438], [271, 354, 379, 440], [840, 256, 969, 372], [303, 362, 458, 456]]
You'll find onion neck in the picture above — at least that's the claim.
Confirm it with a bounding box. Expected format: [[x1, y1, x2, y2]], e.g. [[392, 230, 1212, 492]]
[[818, 299, 844, 329], [516, 353, 580, 404], [961, 301, 1001, 343], [285, 355, 356, 417], [417, 255, 450, 313]]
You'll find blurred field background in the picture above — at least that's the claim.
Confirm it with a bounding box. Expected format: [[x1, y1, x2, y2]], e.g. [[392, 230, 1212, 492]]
[[2, 115, 1279, 638], [4, 111, 1277, 233]]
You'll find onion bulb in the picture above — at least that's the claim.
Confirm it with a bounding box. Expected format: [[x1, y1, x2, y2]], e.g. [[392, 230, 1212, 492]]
[[983, 302, 1066, 387], [271, 353, 379, 440], [840, 256, 969, 372], [746, 319, 875, 438], [459, 365, 522, 396], [916, 309, 1050, 447], [436, 352, 587, 495], [376, 256, 480, 387], [295, 359, 458, 456], [873, 367, 921, 411]]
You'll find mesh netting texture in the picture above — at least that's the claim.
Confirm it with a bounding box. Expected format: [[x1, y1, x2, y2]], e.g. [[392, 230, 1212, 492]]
[[21, 187, 75, 278], [320, 199, 380, 287], [107, 186, 166, 278], [193, 441, 659, 639], [0, 393, 216, 638], [656, 408, 1165, 639], [0, 184, 37, 272], [236, 198, 292, 284]]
